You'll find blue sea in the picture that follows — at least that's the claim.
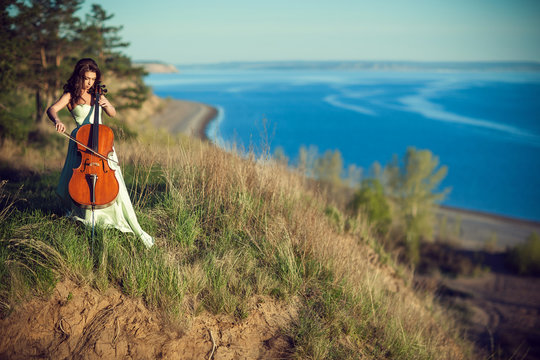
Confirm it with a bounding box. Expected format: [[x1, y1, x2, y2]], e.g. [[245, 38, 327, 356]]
[[146, 69, 540, 222]]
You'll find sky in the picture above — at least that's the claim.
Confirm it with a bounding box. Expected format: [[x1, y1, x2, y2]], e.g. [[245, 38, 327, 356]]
[[81, 0, 540, 65]]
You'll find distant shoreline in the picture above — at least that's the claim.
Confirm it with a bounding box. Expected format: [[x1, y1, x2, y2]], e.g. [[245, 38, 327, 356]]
[[178, 60, 540, 73], [150, 98, 217, 141], [439, 204, 540, 227], [198, 107, 218, 141], [435, 205, 540, 250]]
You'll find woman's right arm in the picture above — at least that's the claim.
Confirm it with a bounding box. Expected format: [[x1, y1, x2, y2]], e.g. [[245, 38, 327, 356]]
[[47, 92, 71, 133]]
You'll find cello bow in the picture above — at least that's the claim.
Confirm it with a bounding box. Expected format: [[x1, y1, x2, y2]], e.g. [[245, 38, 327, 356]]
[[59, 131, 119, 165]]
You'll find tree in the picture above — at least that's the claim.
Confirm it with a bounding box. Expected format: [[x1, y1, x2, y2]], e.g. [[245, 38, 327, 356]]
[[80, 4, 148, 110], [344, 163, 362, 188], [10, 0, 83, 123], [273, 146, 288, 166], [348, 178, 391, 235], [384, 147, 450, 264], [80, 4, 128, 71], [1, 1, 148, 136], [0, 0, 27, 141], [296, 145, 318, 178], [0, 0, 20, 93], [314, 149, 343, 187]]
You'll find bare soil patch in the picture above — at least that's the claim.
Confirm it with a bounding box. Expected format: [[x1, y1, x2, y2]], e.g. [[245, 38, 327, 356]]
[[442, 272, 540, 359], [0, 280, 297, 359]]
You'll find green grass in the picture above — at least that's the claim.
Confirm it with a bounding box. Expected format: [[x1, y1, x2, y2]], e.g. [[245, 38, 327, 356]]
[[0, 137, 472, 359]]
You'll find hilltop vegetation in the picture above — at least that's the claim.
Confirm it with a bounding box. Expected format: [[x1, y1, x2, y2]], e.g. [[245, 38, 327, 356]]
[[0, 118, 473, 358], [275, 145, 450, 268]]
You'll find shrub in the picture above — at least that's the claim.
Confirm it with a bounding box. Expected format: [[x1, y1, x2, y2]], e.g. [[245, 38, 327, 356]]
[[507, 232, 540, 276], [348, 178, 391, 235]]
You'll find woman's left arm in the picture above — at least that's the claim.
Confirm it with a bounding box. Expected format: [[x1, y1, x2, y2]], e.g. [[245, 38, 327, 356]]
[[99, 95, 117, 117]]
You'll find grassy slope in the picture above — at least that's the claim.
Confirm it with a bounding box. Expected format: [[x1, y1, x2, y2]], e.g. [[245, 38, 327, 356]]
[[0, 123, 473, 359]]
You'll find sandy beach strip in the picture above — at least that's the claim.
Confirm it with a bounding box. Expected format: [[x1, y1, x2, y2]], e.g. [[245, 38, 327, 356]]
[[435, 206, 540, 250], [150, 98, 217, 140]]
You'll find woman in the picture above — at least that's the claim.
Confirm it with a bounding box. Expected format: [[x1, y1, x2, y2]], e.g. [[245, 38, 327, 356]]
[[47, 58, 154, 248]]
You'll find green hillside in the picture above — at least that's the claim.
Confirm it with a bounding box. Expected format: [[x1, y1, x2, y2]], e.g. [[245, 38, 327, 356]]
[[0, 116, 472, 358]]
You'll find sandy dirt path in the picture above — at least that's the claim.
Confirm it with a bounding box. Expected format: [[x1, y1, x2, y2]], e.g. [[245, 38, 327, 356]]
[[440, 270, 540, 359]]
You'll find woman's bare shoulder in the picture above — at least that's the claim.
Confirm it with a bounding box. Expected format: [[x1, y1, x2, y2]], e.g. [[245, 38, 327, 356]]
[[60, 92, 73, 110], [58, 91, 72, 103], [49, 91, 73, 112]]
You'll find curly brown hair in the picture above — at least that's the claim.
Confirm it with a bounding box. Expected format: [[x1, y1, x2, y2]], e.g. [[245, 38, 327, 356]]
[[63, 58, 102, 107]]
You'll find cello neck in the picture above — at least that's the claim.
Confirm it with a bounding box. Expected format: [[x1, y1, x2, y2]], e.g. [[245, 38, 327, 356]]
[[91, 83, 102, 151]]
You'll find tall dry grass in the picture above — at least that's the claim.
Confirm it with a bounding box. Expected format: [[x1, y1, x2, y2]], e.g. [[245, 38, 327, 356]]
[[119, 135, 471, 358], [0, 132, 473, 359]]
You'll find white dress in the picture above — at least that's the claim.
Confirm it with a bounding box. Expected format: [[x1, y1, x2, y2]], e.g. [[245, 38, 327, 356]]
[[56, 104, 154, 248]]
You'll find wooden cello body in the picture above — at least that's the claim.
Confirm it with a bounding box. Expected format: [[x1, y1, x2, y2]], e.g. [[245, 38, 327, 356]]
[[68, 83, 119, 209]]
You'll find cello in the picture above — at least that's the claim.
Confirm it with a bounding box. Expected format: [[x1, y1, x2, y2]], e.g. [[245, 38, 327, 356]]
[[68, 82, 119, 209]]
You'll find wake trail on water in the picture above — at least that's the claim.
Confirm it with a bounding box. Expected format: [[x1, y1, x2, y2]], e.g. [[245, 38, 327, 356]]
[[399, 80, 540, 146], [323, 79, 540, 147], [323, 95, 376, 116], [399, 95, 535, 138]]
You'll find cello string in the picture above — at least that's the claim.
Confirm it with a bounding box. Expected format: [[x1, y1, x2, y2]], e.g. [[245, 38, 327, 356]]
[[91, 208, 95, 255], [59, 132, 119, 164]]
